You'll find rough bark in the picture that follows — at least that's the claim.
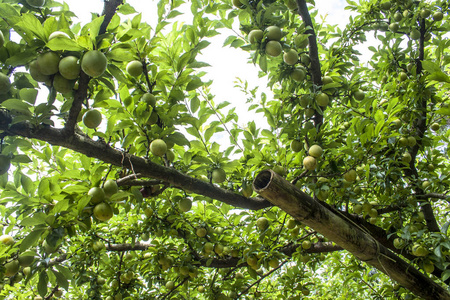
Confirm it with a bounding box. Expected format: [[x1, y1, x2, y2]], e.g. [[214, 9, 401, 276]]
[[0, 111, 271, 210], [253, 169, 450, 300]]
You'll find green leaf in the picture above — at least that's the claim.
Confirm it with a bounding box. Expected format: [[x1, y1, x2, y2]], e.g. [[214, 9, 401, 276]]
[[47, 38, 85, 51], [52, 269, 69, 290], [421, 61, 441, 73], [20, 228, 46, 252], [54, 264, 73, 281], [1, 99, 32, 115], [190, 96, 200, 113], [427, 72, 450, 83], [38, 271, 48, 297], [186, 76, 203, 91], [18, 14, 46, 41], [443, 270, 450, 282], [21, 212, 47, 226], [77, 195, 90, 213]]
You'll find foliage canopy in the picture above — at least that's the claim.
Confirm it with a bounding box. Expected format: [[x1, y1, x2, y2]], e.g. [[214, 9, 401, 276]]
[[0, 0, 449, 299]]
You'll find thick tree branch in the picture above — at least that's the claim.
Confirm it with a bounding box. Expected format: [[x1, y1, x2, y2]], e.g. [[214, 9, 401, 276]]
[[0, 116, 271, 210], [253, 170, 450, 300], [403, 16, 440, 233]]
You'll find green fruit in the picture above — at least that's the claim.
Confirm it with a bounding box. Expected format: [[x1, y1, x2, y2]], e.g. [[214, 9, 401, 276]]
[[198, 285, 205, 293], [432, 11, 443, 21], [82, 109, 102, 129], [0, 155, 11, 175], [0, 235, 14, 245], [300, 53, 310, 65], [268, 258, 279, 268], [196, 227, 207, 237], [368, 208, 378, 218], [147, 111, 158, 125], [304, 108, 315, 118], [303, 156, 316, 170], [92, 240, 105, 251], [399, 137, 408, 147], [427, 164, 435, 172], [43, 240, 58, 254], [165, 280, 175, 290], [23, 266, 31, 276], [308, 145, 323, 158], [246, 255, 258, 267], [412, 244, 429, 257], [291, 140, 303, 152], [389, 22, 399, 33], [18, 253, 34, 267], [273, 165, 286, 176], [48, 31, 70, 40], [422, 180, 431, 189], [26, 0, 45, 8], [144, 207, 153, 217], [399, 72, 408, 81], [4, 260, 19, 277], [393, 12, 402, 22], [420, 8, 431, 19], [166, 149, 175, 162], [248, 29, 263, 44], [29, 60, 50, 82], [265, 41, 282, 57], [423, 261, 434, 273], [265, 26, 282, 41], [0, 73, 11, 95], [126, 60, 143, 77], [52, 73, 73, 94], [93, 202, 113, 221], [407, 136, 416, 147], [294, 34, 309, 48], [150, 139, 167, 157], [430, 123, 439, 131], [410, 29, 421, 40], [141, 93, 156, 107], [315, 93, 329, 107], [214, 243, 224, 255], [81, 50, 108, 77], [103, 179, 118, 197], [402, 152, 412, 164], [322, 76, 333, 85], [242, 182, 253, 197], [291, 68, 306, 82], [204, 242, 214, 254], [178, 198, 192, 212], [393, 238, 405, 249], [58, 56, 80, 80], [353, 204, 363, 214], [380, 1, 391, 10], [283, 49, 298, 65], [37, 52, 60, 75], [212, 168, 226, 183], [343, 169, 357, 182], [354, 89, 365, 100], [302, 240, 312, 250], [256, 217, 269, 231]]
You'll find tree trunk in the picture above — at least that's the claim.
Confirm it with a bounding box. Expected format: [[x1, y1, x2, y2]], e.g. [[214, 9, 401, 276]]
[[253, 170, 450, 300]]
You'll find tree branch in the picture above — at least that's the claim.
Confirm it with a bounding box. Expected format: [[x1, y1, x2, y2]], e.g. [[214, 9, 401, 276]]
[[295, 0, 323, 128], [0, 116, 271, 210], [253, 170, 450, 300], [63, 0, 123, 135]]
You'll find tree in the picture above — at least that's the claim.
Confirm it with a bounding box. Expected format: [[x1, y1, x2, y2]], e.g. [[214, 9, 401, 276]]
[[0, 0, 449, 299]]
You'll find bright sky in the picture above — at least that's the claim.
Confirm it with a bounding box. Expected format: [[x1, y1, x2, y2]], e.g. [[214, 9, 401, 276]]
[[66, 0, 352, 126]]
